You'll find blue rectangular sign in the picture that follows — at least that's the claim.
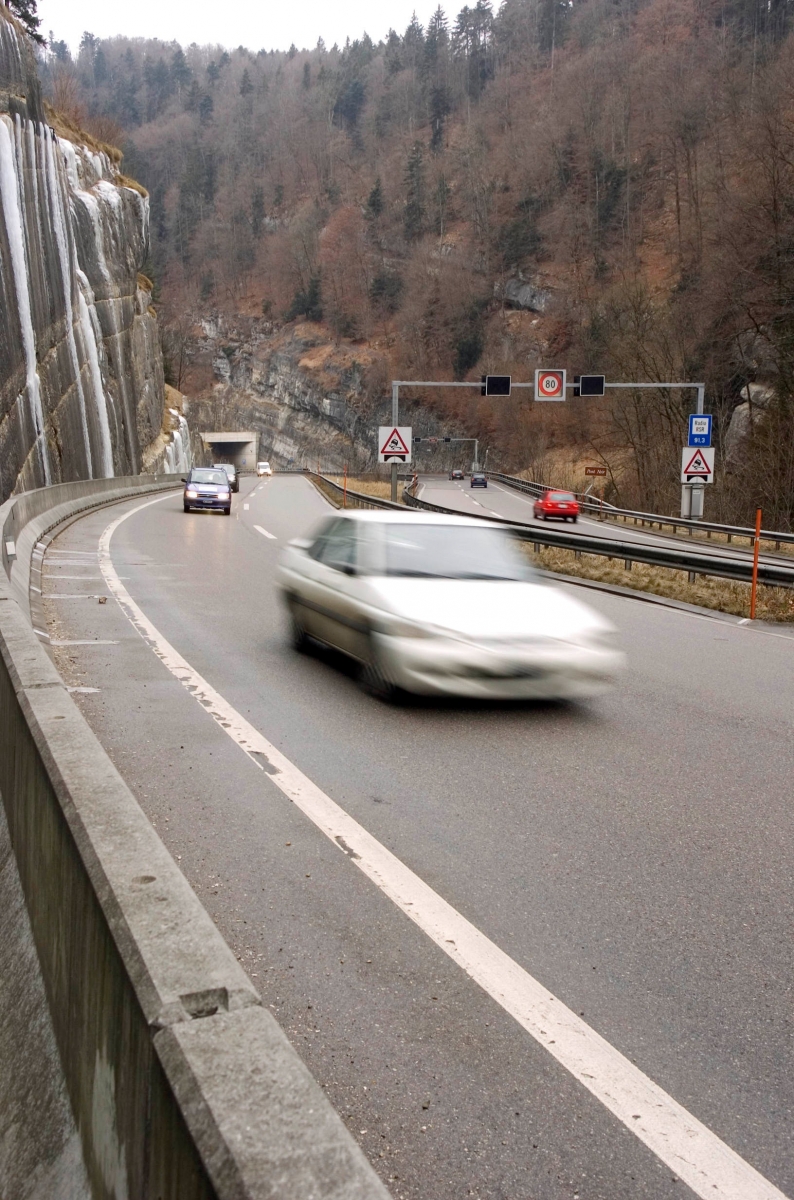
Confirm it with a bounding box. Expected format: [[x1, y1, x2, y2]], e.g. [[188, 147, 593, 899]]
[[688, 414, 712, 446]]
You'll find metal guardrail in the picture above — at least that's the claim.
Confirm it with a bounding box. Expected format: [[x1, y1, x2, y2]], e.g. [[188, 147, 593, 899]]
[[402, 485, 794, 590], [310, 472, 794, 588], [309, 473, 406, 511], [486, 470, 614, 508], [488, 471, 794, 548]]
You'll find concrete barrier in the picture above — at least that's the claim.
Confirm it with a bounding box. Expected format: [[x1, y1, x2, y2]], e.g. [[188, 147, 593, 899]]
[[0, 478, 390, 1200]]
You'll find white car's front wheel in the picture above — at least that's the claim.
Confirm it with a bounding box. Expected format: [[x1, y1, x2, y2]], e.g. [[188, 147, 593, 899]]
[[360, 640, 401, 703]]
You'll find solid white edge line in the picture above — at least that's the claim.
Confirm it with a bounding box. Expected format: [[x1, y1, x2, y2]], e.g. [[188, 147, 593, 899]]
[[254, 525, 277, 540], [94, 492, 787, 1200]]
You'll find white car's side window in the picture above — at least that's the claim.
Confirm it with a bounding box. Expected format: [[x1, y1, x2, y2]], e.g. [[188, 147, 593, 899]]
[[309, 519, 358, 572]]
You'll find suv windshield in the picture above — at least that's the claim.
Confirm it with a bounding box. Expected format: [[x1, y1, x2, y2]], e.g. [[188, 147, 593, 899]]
[[381, 524, 533, 581], [191, 470, 228, 485]]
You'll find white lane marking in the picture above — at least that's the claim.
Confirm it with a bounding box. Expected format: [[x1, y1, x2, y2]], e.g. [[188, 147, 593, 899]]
[[44, 593, 105, 600], [96, 494, 787, 1200], [67, 686, 100, 694], [42, 574, 105, 581], [31, 585, 41, 593], [244, 503, 250, 510], [254, 525, 277, 540]]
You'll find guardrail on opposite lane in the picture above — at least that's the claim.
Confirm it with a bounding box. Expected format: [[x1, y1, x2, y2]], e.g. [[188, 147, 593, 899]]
[[311, 472, 794, 589], [402, 485, 794, 588], [487, 471, 794, 549]]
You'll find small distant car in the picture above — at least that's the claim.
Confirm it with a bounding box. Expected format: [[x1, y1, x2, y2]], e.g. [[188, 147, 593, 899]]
[[183, 468, 232, 515], [257, 461, 273, 477], [470, 472, 488, 488], [533, 490, 580, 522], [213, 463, 239, 492], [449, 469, 465, 481]]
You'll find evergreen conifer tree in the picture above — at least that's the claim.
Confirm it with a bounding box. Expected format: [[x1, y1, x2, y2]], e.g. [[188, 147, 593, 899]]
[[367, 177, 385, 220], [9, 0, 44, 44], [404, 143, 425, 240]]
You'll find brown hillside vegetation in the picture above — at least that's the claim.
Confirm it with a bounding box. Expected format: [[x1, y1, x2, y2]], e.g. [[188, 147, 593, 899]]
[[49, 0, 794, 524]]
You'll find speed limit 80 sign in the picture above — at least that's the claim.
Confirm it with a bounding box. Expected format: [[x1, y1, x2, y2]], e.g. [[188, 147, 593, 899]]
[[535, 369, 567, 401]]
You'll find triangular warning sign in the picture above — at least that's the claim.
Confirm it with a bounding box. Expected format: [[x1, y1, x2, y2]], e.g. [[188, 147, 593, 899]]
[[380, 427, 410, 459], [683, 449, 710, 477]]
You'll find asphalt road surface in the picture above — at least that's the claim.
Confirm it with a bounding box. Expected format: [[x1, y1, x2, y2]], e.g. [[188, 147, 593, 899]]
[[42, 475, 794, 1200], [417, 476, 792, 567]]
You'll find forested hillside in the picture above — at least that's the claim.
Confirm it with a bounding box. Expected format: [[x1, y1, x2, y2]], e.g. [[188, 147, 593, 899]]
[[44, 0, 794, 523]]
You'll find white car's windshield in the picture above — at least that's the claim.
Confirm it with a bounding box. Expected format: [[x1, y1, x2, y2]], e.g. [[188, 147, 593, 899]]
[[381, 525, 534, 581]]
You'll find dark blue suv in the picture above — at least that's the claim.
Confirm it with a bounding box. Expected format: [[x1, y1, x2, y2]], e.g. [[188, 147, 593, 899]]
[[183, 468, 232, 515]]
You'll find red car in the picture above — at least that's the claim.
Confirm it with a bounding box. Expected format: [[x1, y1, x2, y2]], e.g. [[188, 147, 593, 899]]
[[533, 490, 579, 522]]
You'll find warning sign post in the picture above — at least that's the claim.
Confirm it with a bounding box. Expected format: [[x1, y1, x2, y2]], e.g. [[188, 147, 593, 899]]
[[378, 426, 413, 464]]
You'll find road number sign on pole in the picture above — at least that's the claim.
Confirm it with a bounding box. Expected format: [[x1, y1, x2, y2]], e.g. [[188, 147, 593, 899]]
[[688, 414, 712, 446], [379, 426, 412, 463], [535, 369, 566, 401], [681, 446, 715, 483], [585, 466, 607, 476]]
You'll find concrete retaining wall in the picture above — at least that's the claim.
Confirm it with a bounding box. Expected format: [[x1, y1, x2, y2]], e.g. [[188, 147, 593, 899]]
[[0, 479, 390, 1200]]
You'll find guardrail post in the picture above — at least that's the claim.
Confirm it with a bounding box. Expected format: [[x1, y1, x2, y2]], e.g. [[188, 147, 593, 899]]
[[750, 508, 762, 619]]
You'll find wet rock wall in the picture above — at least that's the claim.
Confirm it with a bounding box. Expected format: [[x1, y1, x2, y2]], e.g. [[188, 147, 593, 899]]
[[0, 10, 165, 500]]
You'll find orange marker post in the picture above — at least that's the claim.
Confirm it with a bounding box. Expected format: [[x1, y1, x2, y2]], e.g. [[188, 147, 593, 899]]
[[343, 464, 348, 508], [750, 507, 762, 620]]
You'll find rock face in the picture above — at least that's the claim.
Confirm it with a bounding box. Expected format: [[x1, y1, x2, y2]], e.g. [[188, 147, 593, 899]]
[[0, 12, 166, 500], [497, 274, 552, 314], [724, 383, 774, 464], [187, 318, 392, 472]]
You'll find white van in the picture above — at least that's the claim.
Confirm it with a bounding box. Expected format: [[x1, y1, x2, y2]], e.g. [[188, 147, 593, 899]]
[[257, 461, 272, 476]]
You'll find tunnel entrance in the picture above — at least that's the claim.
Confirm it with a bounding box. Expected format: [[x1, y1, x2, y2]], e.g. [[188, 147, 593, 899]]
[[200, 432, 258, 470]]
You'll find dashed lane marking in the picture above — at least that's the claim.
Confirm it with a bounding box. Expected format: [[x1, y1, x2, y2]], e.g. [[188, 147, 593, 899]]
[[254, 525, 277, 540], [94, 491, 788, 1200]]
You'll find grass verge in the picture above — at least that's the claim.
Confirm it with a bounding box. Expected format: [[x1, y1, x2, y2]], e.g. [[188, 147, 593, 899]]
[[317, 476, 404, 503], [528, 545, 794, 622]]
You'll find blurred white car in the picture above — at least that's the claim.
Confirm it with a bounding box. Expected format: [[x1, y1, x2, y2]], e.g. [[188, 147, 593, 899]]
[[257, 461, 273, 476], [277, 511, 624, 700]]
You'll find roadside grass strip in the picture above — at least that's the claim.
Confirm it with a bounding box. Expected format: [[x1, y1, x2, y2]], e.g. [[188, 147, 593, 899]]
[[90, 492, 790, 1200], [530, 546, 794, 622]]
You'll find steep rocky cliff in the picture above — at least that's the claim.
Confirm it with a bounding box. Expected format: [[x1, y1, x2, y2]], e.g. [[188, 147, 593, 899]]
[[0, 9, 167, 500], [182, 314, 458, 472]]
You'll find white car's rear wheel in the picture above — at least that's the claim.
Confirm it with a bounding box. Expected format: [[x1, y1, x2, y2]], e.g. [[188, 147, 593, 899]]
[[288, 603, 310, 653]]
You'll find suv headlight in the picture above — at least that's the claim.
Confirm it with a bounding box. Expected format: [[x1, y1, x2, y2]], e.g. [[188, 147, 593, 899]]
[[219, 491, 230, 499], [186, 489, 198, 498]]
